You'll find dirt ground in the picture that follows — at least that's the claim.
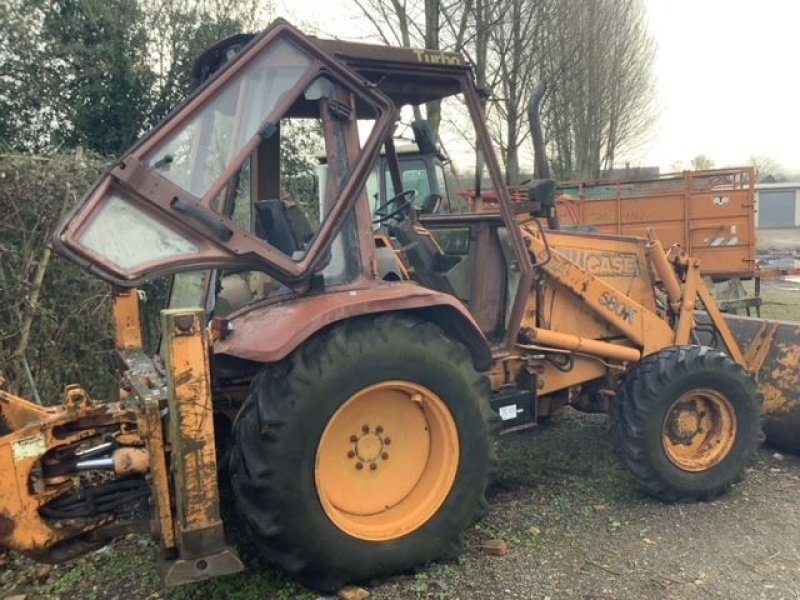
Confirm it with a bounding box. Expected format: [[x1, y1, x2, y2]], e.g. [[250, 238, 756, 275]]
[[1, 281, 799, 600]]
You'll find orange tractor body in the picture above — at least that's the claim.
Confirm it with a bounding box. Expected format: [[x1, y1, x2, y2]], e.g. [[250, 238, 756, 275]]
[[1, 19, 798, 591]]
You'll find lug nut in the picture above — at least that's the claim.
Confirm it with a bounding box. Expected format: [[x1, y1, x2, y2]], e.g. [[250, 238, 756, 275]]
[[362, 424, 370, 433], [356, 462, 363, 470], [384, 437, 391, 445], [370, 463, 377, 471], [381, 452, 389, 460], [347, 450, 355, 458], [376, 425, 383, 433], [350, 435, 358, 442]]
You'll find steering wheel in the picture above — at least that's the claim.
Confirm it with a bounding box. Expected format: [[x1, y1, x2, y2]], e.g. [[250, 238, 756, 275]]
[[373, 189, 417, 224]]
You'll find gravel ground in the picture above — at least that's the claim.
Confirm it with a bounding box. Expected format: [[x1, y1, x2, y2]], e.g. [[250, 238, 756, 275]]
[[372, 415, 800, 600], [2, 412, 799, 600]]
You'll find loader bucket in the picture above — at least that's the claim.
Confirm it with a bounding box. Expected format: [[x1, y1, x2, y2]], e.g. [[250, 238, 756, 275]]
[[697, 312, 800, 453]]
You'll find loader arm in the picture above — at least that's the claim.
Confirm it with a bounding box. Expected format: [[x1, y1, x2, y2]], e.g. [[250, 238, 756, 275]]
[[518, 220, 749, 368]]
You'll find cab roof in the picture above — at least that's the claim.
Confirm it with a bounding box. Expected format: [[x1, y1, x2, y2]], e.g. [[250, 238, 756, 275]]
[[313, 37, 469, 106], [192, 20, 472, 108]]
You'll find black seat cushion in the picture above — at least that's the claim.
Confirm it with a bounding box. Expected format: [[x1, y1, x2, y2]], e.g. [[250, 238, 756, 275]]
[[388, 224, 461, 295], [255, 199, 314, 256]]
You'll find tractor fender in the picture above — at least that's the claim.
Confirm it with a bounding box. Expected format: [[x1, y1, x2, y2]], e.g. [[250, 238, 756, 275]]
[[214, 282, 492, 371]]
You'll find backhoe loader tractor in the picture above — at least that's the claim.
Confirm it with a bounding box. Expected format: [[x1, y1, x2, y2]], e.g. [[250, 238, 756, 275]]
[[2, 19, 800, 592]]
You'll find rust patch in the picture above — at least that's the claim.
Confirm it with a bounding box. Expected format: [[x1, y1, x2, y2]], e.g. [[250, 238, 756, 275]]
[[174, 368, 193, 387], [763, 342, 800, 415], [744, 321, 779, 376], [761, 384, 791, 415]]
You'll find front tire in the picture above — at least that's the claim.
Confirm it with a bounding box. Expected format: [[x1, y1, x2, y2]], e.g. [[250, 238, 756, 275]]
[[230, 314, 498, 591], [610, 345, 762, 501]]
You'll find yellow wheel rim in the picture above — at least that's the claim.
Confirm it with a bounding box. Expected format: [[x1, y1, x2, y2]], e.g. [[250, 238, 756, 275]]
[[662, 388, 737, 472], [315, 381, 459, 541]]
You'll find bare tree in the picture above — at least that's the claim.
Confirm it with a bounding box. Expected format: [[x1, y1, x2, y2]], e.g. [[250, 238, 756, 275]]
[[690, 154, 714, 171], [350, 0, 656, 184], [353, 0, 482, 136], [749, 155, 786, 182], [486, 0, 563, 183], [541, 0, 656, 180], [670, 160, 686, 172]]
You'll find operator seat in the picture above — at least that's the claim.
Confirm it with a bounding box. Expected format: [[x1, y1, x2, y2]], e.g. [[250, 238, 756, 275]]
[[419, 193, 442, 214], [387, 222, 461, 296], [216, 271, 277, 316], [215, 199, 314, 315], [255, 199, 314, 256]]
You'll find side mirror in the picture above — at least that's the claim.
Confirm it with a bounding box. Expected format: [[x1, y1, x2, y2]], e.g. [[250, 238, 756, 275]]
[[527, 179, 556, 218], [411, 120, 438, 155]]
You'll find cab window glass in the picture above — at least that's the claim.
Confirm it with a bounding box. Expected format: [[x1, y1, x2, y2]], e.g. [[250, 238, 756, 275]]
[[147, 39, 312, 199], [229, 158, 253, 229], [169, 271, 207, 309], [213, 78, 369, 315], [59, 29, 390, 289], [437, 93, 489, 214], [384, 159, 431, 205], [77, 195, 199, 270], [365, 167, 380, 213]]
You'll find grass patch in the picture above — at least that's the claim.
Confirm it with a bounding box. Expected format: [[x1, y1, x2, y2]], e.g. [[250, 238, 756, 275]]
[[494, 412, 632, 502]]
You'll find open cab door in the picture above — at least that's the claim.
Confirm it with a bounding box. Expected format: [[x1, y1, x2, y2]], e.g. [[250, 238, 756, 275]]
[[54, 20, 395, 290]]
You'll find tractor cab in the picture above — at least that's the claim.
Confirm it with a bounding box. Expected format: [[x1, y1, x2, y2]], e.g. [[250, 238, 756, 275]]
[[56, 22, 391, 281], [54, 20, 541, 352]]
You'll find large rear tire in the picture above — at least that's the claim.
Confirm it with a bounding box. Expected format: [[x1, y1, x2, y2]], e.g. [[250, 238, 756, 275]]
[[610, 345, 762, 501], [230, 314, 498, 591]]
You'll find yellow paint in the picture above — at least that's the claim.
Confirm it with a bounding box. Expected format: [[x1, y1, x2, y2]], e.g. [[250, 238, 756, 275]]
[[662, 388, 737, 472], [764, 343, 800, 414], [315, 381, 459, 541]]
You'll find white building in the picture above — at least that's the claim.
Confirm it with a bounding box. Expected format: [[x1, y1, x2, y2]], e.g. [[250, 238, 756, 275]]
[[756, 182, 800, 228]]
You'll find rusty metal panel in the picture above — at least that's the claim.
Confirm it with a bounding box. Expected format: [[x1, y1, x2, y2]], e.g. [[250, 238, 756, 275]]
[[214, 281, 490, 365], [697, 312, 800, 452], [113, 289, 143, 351], [540, 230, 660, 345], [0, 388, 138, 555], [525, 226, 674, 356], [160, 307, 243, 584], [558, 168, 756, 279]]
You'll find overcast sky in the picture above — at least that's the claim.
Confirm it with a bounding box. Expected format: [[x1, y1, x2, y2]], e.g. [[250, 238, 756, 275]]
[[644, 0, 800, 172], [275, 0, 800, 173]]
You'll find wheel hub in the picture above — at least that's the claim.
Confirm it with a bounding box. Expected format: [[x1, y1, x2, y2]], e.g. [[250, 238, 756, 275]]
[[353, 429, 386, 465], [666, 401, 703, 445], [662, 388, 737, 472], [315, 381, 459, 541]]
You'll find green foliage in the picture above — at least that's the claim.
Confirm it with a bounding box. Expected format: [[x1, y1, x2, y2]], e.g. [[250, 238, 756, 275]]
[[0, 152, 117, 403], [146, 1, 261, 125], [0, 2, 62, 152], [0, 0, 261, 156], [281, 118, 324, 224], [0, 2, 327, 408], [40, 0, 155, 156]]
